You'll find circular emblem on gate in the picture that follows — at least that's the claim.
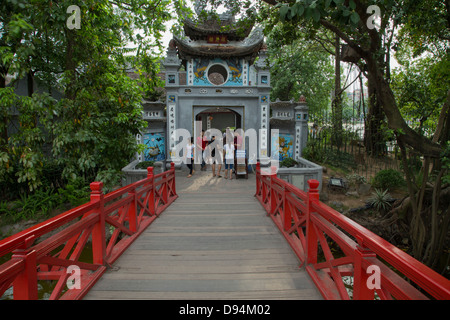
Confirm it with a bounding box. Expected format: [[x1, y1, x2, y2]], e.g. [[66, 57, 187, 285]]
[[207, 64, 229, 86]]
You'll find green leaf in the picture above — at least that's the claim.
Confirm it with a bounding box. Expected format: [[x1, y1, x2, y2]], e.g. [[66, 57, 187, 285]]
[[343, 9, 351, 17], [350, 12, 360, 24], [312, 9, 321, 22], [349, 0, 356, 10], [280, 5, 289, 21], [296, 4, 305, 16]]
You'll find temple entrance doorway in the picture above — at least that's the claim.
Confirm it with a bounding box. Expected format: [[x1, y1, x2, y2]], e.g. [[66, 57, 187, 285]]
[[194, 106, 243, 134]]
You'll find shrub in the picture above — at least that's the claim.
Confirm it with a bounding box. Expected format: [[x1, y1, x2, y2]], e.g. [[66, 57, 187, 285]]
[[135, 161, 155, 170], [368, 188, 393, 214], [346, 173, 366, 187], [280, 158, 298, 168], [57, 178, 90, 208], [302, 140, 324, 163], [372, 169, 405, 190]]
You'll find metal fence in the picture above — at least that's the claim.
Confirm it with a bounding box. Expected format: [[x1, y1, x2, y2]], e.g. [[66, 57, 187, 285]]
[[305, 111, 401, 182]]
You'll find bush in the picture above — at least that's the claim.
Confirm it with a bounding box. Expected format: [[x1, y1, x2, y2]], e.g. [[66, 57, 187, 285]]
[[368, 188, 393, 214], [302, 140, 324, 163], [280, 158, 298, 168], [372, 169, 405, 190], [57, 178, 90, 208], [346, 173, 367, 188], [135, 161, 155, 170]]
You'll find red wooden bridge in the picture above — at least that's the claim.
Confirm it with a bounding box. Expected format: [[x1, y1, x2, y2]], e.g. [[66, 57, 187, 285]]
[[0, 163, 449, 300]]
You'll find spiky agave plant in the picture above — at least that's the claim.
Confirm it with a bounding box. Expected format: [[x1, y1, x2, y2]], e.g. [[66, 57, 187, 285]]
[[368, 188, 393, 214]]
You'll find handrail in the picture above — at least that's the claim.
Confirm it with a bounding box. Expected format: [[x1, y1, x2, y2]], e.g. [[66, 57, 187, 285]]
[[255, 163, 450, 300], [0, 163, 178, 300]]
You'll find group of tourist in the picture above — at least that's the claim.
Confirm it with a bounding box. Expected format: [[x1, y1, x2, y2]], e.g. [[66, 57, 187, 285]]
[[185, 128, 243, 180]]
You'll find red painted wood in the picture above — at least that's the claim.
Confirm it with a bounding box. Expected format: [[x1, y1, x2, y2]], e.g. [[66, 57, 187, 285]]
[[0, 163, 178, 300], [255, 162, 450, 300]]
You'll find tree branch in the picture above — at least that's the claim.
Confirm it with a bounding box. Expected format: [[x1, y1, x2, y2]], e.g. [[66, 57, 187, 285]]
[[432, 89, 450, 143]]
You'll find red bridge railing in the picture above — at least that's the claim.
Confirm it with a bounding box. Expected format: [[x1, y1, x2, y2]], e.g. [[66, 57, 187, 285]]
[[255, 163, 450, 300], [0, 164, 177, 300]]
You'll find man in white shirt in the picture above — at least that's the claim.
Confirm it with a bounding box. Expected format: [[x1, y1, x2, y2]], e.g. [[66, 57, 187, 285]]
[[224, 137, 235, 180]]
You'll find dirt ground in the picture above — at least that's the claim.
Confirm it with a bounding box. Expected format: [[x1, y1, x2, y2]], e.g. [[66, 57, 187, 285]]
[[320, 165, 407, 213]]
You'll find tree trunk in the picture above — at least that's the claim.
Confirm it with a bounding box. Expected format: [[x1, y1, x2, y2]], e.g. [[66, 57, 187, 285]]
[[367, 61, 442, 158], [0, 72, 8, 152], [27, 70, 34, 97], [332, 35, 343, 149], [364, 76, 386, 156]]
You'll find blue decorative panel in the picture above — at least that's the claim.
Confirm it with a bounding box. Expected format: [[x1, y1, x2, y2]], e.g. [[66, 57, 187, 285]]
[[271, 133, 294, 161], [192, 58, 243, 86], [143, 133, 166, 162]]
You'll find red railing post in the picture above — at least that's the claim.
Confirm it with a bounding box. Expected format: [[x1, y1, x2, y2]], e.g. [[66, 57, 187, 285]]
[[12, 236, 38, 300], [170, 162, 177, 196], [255, 162, 261, 197], [305, 179, 320, 265], [147, 167, 156, 215], [283, 185, 292, 231], [90, 182, 106, 265], [128, 185, 138, 233], [353, 237, 377, 300], [269, 166, 277, 215]]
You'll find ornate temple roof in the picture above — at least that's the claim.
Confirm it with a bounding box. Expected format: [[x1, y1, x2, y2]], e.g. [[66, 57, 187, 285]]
[[171, 27, 265, 64], [183, 18, 254, 41]]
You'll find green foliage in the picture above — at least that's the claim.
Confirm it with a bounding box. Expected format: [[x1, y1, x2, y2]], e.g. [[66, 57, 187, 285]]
[[95, 169, 123, 194], [346, 173, 366, 187], [280, 158, 298, 168], [302, 140, 325, 164], [57, 178, 90, 208], [51, 64, 147, 182], [135, 161, 155, 170], [5, 189, 61, 224], [368, 189, 393, 214], [391, 55, 449, 139], [303, 138, 356, 172], [265, 26, 334, 113], [276, 0, 362, 27], [0, 179, 92, 226], [372, 169, 405, 191], [322, 149, 356, 171], [441, 142, 450, 185], [1, 0, 185, 193], [0, 88, 56, 192]]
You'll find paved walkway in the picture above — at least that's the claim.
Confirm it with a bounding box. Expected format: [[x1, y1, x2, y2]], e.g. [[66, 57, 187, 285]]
[[83, 166, 322, 300]]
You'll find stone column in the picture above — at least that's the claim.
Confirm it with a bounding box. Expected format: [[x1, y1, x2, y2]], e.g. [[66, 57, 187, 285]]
[[294, 96, 309, 160], [163, 41, 182, 167]]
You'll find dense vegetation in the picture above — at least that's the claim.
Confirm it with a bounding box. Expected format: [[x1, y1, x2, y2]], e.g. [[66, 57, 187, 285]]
[[0, 0, 190, 196]]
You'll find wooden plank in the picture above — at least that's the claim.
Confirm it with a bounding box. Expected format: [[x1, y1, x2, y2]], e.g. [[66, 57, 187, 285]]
[[83, 170, 323, 300], [84, 289, 321, 300]]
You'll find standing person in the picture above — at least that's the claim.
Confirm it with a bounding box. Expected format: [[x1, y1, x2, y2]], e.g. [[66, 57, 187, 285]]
[[207, 135, 222, 178], [186, 137, 195, 178], [233, 130, 242, 174], [196, 130, 207, 171], [224, 137, 235, 180]]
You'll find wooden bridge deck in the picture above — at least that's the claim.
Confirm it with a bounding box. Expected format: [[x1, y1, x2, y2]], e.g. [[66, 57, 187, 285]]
[[83, 168, 323, 300]]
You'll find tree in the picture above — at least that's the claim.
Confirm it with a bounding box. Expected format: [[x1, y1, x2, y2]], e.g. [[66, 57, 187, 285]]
[[265, 25, 334, 114], [260, 0, 449, 273], [0, 0, 185, 194]]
